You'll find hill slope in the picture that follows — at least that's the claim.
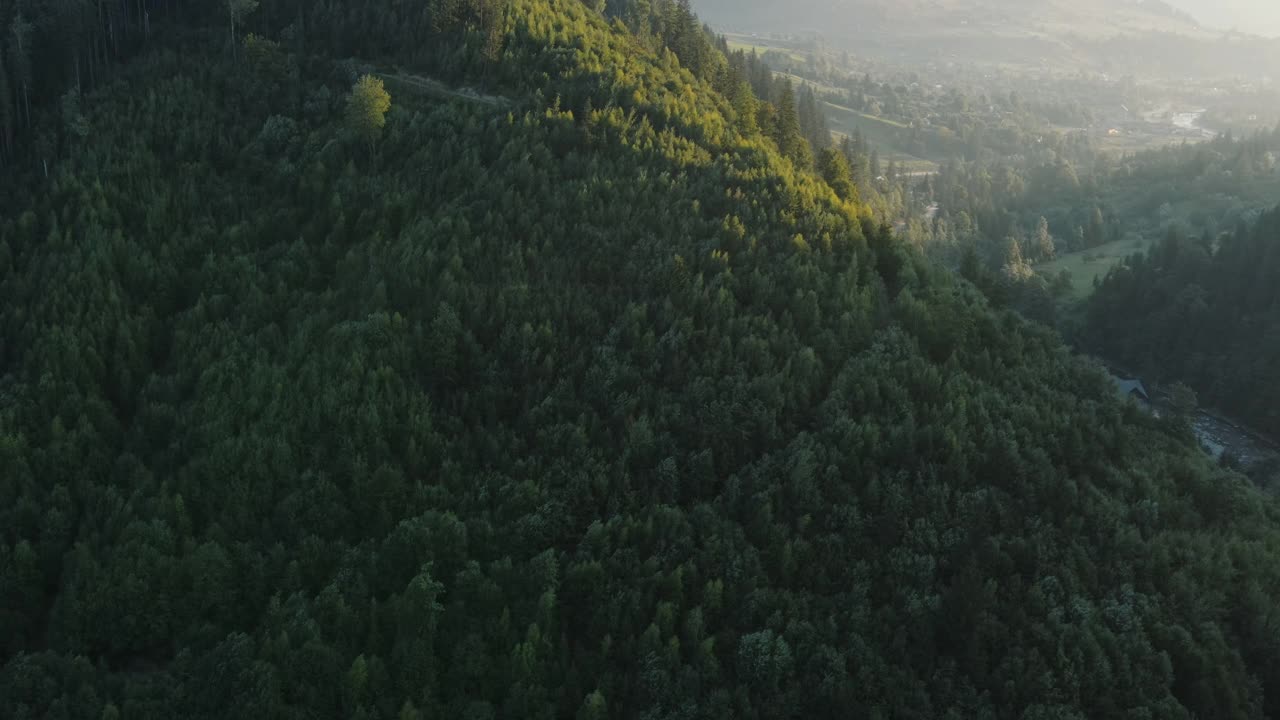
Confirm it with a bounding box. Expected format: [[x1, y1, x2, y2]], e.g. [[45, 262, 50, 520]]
[[2, 0, 1280, 718]]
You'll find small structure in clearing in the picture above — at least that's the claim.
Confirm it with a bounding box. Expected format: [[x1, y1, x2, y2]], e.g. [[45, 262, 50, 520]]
[[1112, 377, 1151, 408]]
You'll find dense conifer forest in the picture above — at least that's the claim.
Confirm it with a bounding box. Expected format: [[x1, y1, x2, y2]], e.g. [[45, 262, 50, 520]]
[[1088, 210, 1280, 437], [3, 0, 1280, 718]]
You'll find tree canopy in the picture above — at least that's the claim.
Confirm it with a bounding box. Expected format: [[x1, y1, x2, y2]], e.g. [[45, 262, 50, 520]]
[[347, 74, 393, 146], [1088, 210, 1280, 436], [1, 0, 1280, 718]]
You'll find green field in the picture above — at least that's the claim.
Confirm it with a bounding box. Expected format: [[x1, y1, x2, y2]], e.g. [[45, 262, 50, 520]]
[[718, 39, 941, 173], [775, 71, 846, 98], [724, 35, 808, 63], [1036, 235, 1151, 301], [822, 101, 938, 173]]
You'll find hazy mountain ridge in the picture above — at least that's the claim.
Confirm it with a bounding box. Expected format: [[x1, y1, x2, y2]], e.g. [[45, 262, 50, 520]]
[[696, 0, 1280, 76], [1164, 0, 1280, 37], [697, 0, 1204, 36]]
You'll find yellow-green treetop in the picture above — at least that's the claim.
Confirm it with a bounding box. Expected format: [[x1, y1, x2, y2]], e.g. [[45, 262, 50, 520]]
[[346, 75, 392, 147]]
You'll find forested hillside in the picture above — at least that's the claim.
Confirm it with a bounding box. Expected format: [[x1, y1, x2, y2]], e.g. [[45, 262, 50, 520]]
[[1088, 210, 1280, 435], [3, 0, 1280, 718]]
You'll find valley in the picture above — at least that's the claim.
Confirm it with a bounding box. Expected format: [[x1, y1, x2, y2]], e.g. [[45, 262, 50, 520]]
[[701, 0, 1280, 78], [716, 24, 1280, 282], [710, 3, 1280, 479], [720, 30, 1249, 168]]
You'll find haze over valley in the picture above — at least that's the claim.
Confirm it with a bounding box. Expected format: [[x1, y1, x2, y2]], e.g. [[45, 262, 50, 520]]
[[1166, 0, 1280, 36], [695, 0, 1280, 78]]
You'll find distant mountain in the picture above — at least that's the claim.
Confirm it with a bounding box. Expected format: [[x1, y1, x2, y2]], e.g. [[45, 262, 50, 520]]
[[1165, 0, 1280, 37], [695, 0, 1280, 77], [695, 0, 1205, 37]]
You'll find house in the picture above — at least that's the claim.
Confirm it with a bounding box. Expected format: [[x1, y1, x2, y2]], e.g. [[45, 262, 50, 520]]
[[1107, 128, 1122, 137], [1112, 377, 1150, 406]]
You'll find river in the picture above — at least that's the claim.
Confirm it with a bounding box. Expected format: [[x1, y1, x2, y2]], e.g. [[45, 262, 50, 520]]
[[1192, 411, 1276, 467], [1108, 364, 1273, 467]]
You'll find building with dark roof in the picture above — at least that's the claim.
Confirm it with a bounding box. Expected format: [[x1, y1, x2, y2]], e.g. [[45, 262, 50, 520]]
[[1112, 377, 1150, 405]]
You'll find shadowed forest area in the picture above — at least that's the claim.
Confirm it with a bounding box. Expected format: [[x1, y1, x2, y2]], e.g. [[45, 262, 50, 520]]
[[2, 0, 1280, 718]]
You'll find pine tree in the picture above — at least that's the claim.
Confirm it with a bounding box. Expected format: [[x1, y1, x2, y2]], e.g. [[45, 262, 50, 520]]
[[0, 52, 12, 159], [731, 80, 759, 134], [227, 0, 260, 60], [577, 691, 608, 720], [8, 14, 32, 127], [813, 102, 830, 151], [1086, 207, 1106, 248], [797, 85, 828, 151], [1035, 216, 1055, 260], [1002, 236, 1031, 280], [774, 81, 811, 168], [818, 147, 857, 202]]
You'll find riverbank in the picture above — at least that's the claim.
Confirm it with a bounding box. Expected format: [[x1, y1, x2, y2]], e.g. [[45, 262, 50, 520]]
[[1192, 408, 1278, 466], [1103, 361, 1276, 467]]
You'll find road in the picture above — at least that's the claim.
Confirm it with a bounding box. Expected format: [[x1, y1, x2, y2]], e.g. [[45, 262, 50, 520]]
[[376, 72, 510, 107]]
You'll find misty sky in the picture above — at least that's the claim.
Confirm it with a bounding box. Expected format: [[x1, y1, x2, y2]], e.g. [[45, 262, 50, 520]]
[[1165, 0, 1280, 36]]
